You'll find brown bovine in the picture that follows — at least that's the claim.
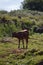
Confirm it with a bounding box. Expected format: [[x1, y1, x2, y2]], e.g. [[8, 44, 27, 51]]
[[12, 29, 29, 49]]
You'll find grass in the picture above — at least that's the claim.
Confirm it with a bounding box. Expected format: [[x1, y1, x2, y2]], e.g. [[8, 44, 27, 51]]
[[0, 33, 43, 65]]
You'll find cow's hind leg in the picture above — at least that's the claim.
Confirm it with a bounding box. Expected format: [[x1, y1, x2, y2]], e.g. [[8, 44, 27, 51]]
[[18, 39, 20, 48]]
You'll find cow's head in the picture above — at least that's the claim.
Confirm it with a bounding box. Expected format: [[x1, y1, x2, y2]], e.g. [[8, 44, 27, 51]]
[[12, 32, 17, 37]]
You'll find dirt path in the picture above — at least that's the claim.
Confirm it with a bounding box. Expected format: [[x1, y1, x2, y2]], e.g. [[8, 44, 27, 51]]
[[0, 48, 28, 58]]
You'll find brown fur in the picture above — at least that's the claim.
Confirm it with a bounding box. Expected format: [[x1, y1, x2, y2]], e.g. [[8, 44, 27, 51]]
[[12, 29, 29, 49]]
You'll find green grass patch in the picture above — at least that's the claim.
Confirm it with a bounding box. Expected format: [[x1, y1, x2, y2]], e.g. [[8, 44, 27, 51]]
[[0, 34, 43, 65]]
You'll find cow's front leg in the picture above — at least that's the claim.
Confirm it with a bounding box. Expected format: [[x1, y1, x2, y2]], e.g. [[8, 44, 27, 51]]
[[26, 38, 28, 49], [18, 39, 20, 48], [22, 39, 24, 49]]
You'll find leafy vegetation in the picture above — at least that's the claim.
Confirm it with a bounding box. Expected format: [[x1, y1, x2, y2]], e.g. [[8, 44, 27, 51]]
[[22, 0, 43, 11], [0, 10, 43, 37]]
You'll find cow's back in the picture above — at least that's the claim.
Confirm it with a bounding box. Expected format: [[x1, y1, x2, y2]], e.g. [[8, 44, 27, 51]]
[[17, 30, 29, 39]]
